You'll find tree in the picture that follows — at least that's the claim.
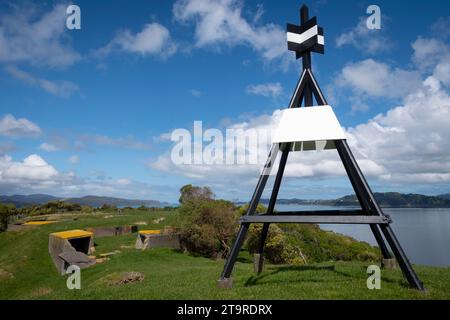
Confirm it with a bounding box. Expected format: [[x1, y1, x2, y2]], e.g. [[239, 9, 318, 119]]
[[178, 184, 215, 204], [175, 185, 237, 258], [0, 203, 16, 232]]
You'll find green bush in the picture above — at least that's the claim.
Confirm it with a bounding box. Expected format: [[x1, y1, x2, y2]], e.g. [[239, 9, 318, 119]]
[[176, 198, 238, 258], [282, 224, 381, 263], [246, 224, 306, 265], [235, 203, 267, 216], [175, 185, 380, 264], [0, 203, 15, 232], [18, 201, 83, 216]]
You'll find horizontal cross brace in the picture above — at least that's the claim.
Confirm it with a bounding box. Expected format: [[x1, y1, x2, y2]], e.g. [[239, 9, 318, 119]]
[[267, 209, 366, 216], [240, 214, 391, 225]]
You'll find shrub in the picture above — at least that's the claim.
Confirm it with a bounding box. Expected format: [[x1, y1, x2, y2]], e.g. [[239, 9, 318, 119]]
[[235, 203, 267, 216], [246, 224, 306, 265], [281, 224, 381, 263], [176, 198, 238, 258], [0, 203, 15, 232]]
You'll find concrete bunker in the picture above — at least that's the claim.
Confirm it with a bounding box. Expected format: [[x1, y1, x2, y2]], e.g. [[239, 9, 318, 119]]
[[135, 229, 180, 250], [86, 225, 138, 238], [49, 229, 96, 275]]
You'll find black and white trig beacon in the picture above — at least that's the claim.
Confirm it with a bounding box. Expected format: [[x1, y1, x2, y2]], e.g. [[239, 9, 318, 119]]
[[286, 6, 324, 59]]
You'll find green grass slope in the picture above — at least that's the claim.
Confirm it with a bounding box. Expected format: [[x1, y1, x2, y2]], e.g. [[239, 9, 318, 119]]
[[0, 209, 449, 300]]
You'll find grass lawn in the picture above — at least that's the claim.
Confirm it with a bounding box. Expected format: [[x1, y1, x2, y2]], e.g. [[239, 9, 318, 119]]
[[0, 209, 449, 300]]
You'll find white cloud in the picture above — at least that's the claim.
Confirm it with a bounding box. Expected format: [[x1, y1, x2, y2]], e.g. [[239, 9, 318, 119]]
[[0, 4, 80, 68], [331, 59, 422, 113], [0, 114, 42, 138], [336, 17, 390, 54], [347, 76, 450, 184], [336, 59, 422, 99], [38, 143, 58, 152], [411, 37, 450, 88], [246, 82, 283, 98], [411, 37, 449, 71], [0, 154, 58, 183], [68, 155, 80, 164], [5, 65, 79, 98], [173, 0, 287, 62], [430, 17, 450, 40], [97, 23, 177, 58]]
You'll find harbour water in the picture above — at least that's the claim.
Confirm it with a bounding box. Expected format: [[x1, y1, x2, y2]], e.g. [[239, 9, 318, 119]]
[[275, 204, 450, 267]]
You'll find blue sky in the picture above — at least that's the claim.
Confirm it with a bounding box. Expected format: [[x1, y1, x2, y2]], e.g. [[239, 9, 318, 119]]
[[0, 0, 449, 202]]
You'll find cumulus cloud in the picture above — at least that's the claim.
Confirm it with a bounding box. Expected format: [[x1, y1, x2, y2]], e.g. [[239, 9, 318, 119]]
[[411, 38, 450, 87], [331, 37, 450, 113], [0, 3, 80, 68], [97, 23, 177, 58], [347, 76, 450, 184], [246, 82, 283, 98], [411, 37, 450, 72], [5, 65, 79, 98], [173, 0, 287, 62], [0, 114, 42, 138], [336, 17, 390, 54], [0, 154, 58, 183], [334, 59, 422, 105]]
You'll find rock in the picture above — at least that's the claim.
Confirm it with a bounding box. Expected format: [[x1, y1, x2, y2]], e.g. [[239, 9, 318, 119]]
[[120, 245, 134, 249], [99, 251, 119, 258], [114, 272, 144, 285], [95, 258, 109, 264], [0, 268, 14, 280], [153, 217, 165, 224]]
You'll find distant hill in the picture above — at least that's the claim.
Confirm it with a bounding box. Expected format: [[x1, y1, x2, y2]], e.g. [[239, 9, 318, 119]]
[[260, 192, 450, 208], [0, 194, 59, 207], [0, 194, 166, 208], [63, 195, 164, 208], [438, 193, 450, 200]]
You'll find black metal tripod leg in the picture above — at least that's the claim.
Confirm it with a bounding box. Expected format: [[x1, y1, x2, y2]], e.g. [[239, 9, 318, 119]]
[[335, 140, 392, 259], [256, 147, 291, 273], [380, 225, 425, 290], [335, 139, 424, 289], [370, 224, 392, 259], [219, 145, 279, 286], [220, 223, 250, 280], [255, 223, 269, 274]]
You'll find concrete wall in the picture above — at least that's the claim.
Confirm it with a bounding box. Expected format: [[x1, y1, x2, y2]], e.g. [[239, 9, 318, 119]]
[[48, 235, 94, 275], [86, 225, 138, 237], [135, 233, 181, 250]]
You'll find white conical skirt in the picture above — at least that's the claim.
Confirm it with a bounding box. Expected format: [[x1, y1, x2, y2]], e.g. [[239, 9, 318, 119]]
[[272, 105, 346, 151]]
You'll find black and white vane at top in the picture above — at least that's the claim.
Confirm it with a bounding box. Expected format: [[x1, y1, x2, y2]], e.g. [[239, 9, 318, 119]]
[[287, 5, 324, 59]]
